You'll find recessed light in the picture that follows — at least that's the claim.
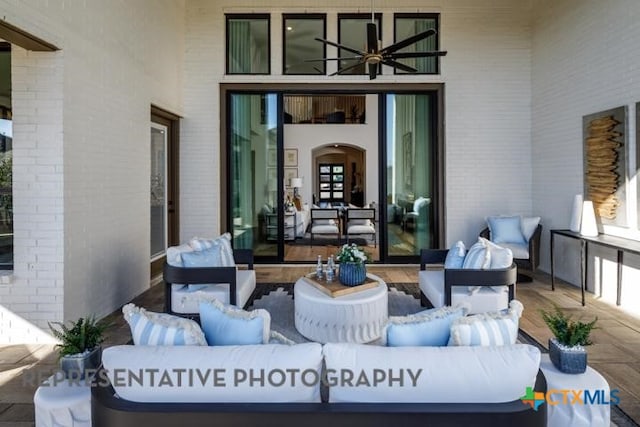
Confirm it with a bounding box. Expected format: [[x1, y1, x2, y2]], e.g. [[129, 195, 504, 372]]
[[334, 144, 339, 147], [287, 26, 293, 31]]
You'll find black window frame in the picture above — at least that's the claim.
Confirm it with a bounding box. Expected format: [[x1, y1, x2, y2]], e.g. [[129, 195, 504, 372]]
[[393, 13, 441, 75], [282, 13, 327, 76], [337, 13, 382, 76], [225, 13, 271, 75]]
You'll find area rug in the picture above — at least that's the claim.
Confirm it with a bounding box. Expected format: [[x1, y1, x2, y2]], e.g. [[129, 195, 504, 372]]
[[248, 283, 637, 427]]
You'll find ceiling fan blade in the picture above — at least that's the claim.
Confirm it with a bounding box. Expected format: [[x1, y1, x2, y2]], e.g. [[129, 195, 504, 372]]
[[304, 56, 363, 62], [387, 51, 448, 59], [380, 29, 437, 55], [381, 59, 417, 73], [314, 38, 364, 56], [329, 61, 365, 76], [368, 62, 377, 80], [367, 23, 378, 53]]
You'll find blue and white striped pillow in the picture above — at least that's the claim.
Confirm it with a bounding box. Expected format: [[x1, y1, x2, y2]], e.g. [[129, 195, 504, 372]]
[[448, 300, 524, 346], [189, 233, 236, 267], [122, 304, 207, 346]]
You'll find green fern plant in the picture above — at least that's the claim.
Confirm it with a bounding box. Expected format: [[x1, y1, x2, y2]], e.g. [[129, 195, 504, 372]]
[[539, 305, 597, 347], [48, 316, 108, 358]]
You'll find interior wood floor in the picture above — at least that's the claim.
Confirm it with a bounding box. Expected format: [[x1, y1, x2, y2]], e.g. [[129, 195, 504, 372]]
[[284, 243, 381, 262]]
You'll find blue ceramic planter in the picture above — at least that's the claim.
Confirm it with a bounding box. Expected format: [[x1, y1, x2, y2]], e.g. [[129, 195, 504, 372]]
[[548, 338, 587, 374], [339, 262, 367, 286]]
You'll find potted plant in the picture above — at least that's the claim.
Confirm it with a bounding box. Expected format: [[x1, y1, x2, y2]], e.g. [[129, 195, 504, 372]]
[[335, 243, 371, 286], [49, 316, 108, 379], [539, 305, 597, 374]]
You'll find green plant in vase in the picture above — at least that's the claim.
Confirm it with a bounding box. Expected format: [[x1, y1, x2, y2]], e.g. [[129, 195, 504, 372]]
[[335, 243, 371, 286], [539, 305, 597, 374]]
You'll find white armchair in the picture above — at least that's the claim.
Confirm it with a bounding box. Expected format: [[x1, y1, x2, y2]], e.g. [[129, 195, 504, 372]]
[[310, 208, 341, 246], [345, 208, 376, 247]]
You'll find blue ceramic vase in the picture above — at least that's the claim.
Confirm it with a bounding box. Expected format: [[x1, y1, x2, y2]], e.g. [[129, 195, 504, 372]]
[[339, 262, 367, 286]]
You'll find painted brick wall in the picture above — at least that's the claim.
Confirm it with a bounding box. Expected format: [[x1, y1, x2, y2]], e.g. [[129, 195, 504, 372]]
[[182, 0, 534, 247], [531, 0, 640, 296], [0, 0, 185, 343]]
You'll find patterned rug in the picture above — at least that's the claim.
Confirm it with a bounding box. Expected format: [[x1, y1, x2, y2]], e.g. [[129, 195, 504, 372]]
[[248, 282, 636, 427]]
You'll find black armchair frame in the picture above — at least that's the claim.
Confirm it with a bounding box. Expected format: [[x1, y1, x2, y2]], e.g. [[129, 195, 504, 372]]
[[480, 224, 542, 280], [419, 249, 517, 308], [163, 249, 254, 314]]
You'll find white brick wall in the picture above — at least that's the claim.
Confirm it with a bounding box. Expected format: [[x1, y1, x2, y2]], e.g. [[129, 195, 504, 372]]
[[182, 0, 534, 247], [0, 1, 185, 343], [531, 0, 640, 297]]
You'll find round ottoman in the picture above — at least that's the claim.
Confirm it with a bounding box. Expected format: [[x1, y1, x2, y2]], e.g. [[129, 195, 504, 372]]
[[294, 273, 388, 343]]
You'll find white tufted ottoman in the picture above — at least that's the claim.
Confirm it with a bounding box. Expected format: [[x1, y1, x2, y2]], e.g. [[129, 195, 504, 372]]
[[294, 274, 388, 343]]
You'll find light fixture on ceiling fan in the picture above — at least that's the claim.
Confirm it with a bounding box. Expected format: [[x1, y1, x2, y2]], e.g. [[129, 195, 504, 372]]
[[306, 1, 447, 79]]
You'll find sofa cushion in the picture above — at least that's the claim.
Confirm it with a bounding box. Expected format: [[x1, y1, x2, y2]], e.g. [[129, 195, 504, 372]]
[[170, 269, 256, 313], [199, 298, 270, 345], [449, 300, 524, 346], [419, 270, 509, 315], [487, 216, 526, 244], [102, 343, 323, 403], [322, 343, 540, 403], [381, 304, 470, 347], [462, 238, 491, 269], [122, 303, 207, 346], [311, 224, 339, 233], [444, 241, 466, 269]]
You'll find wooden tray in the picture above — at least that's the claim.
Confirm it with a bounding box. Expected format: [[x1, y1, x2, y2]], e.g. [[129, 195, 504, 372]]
[[303, 273, 378, 298]]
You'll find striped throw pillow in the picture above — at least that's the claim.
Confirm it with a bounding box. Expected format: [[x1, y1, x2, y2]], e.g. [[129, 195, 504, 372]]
[[122, 304, 207, 346], [189, 233, 236, 267], [449, 300, 524, 346]]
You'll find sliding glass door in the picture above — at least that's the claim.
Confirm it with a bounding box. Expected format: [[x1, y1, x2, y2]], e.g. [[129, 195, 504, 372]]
[[229, 93, 280, 259], [384, 93, 438, 258]]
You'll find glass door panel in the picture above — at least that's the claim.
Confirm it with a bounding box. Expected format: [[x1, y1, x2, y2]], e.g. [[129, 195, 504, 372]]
[[150, 123, 167, 260], [229, 93, 279, 258], [385, 93, 436, 257]]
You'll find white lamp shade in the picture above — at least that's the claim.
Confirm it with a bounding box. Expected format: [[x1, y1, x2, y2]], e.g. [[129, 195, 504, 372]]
[[569, 194, 583, 232], [290, 177, 303, 188], [580, 200, 599, 237]]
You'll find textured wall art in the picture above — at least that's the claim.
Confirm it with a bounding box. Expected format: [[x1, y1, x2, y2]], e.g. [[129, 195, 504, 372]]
[[583, 106, 627, 227]]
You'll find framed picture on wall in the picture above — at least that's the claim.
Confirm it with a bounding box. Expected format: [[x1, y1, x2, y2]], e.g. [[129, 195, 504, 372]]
[[284, 149, 298, 167], [284, 167, 298, 187]]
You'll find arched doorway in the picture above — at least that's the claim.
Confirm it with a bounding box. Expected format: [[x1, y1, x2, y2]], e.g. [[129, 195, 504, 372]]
[[312, 144, 367, 208]]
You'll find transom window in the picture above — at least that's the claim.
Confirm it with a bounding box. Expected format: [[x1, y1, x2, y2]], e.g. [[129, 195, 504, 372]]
[[338, 13, 382, 76], [283, 14, 326, 75], [394, 13, 440, 74], [226, 14, 270, 75]]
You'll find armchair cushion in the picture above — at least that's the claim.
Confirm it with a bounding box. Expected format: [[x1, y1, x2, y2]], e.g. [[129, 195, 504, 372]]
[[462, 238, 491, 269], [170, 269, 256, 313], [486, 216, 526, 244], [449, 300, 524, 346], [444, 241, 466, 269], [485, 239, 514, 269], [419, 270, 510, 315], [521, 216, 542, 241], [499, 242, 529, 259], [189, 233, 236, 266]]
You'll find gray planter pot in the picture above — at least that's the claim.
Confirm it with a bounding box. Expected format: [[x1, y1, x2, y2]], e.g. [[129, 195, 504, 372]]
[[548, 338, 587, 374], [60, 346, 102, 380]]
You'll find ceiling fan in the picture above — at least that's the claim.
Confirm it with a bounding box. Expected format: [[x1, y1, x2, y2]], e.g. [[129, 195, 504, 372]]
[[306, 9, 447, 79]]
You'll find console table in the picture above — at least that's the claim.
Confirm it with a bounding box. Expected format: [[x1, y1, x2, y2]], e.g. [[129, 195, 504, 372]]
[[550, 229, 640, 306]]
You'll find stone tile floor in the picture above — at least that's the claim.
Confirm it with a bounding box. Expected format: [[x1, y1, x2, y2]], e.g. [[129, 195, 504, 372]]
[[1, 266, 638, 426]]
